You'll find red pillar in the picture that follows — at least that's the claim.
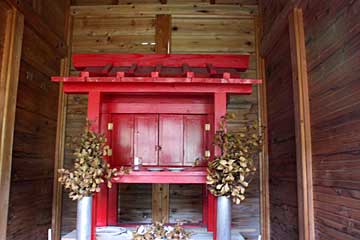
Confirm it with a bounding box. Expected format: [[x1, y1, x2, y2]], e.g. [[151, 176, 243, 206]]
[[208, 92, 227, 239], [87, 91, 103, 240]]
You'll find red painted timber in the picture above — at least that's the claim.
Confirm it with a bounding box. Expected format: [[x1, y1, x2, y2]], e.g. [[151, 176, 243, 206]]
[[111, 168, 207, 184], [87, 92, 102, 239], [101, 102, 213, 114], [72, 54, 250, 69], [52, 76, 261, 85], [210, 93, 227, 239], [159, 115, 184, 166], [62, 82, 254, 94], [107, 184, 118, 226]]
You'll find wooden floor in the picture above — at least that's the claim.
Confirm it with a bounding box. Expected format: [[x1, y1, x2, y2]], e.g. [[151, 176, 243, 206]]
[[62, 227, 245, 240]]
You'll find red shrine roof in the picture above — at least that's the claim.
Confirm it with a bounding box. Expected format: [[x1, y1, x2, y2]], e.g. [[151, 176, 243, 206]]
[[52, 54, 261, 85]]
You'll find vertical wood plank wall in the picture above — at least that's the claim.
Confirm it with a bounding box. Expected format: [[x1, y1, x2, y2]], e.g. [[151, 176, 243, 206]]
[[4, 1, 69, 240], [64, 1, 260, 239], [0, 3, 24, 240], [260, 1, 360, 239], [260, 2, 299, 239]]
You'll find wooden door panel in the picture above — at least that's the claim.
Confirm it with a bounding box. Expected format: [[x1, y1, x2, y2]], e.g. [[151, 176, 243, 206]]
[[134, 114, 158, 166], [184, 115, 207, 166], [159, 115, 183, 166], [112, 114, 134, 166]]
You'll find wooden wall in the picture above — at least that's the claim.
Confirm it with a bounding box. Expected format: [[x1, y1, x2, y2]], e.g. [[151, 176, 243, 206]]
[[62, 1, 261, 239], [0, 7, 5, 65], [303, 1, 360, 239], [5, 1, 69, 240], [260, 3, 299, 239], [260, 0, 360, 239]]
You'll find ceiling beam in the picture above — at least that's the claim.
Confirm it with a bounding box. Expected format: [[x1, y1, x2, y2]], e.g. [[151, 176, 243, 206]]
[[260, 0, 301, 57]]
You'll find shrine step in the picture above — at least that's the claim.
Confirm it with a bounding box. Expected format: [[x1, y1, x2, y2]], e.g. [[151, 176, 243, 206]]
[[61, 228, 245, 240]]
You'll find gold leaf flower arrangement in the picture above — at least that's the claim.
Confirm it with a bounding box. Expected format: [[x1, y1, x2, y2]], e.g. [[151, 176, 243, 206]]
[[206, 113, 263, 204], [133, 222, 191, 240], [58, 123, 130, 200]]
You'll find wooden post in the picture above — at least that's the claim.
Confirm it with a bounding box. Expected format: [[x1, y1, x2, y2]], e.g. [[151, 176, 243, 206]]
[[88, 91, 102, 240], [155, 14, 171, 55], [51, 8, 72, 240], [0, 3, 24, 240], [152, 14, 172, 224], [289, 8, 315, 240], [255, 15, 270, 240], [210, 92, 227, 239]]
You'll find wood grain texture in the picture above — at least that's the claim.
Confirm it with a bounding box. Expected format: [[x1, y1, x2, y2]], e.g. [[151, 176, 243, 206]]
[[303, 1, 360, 239], [5, 1, 69, 240], [72, 17, 155, 54], [61, 94, 88, 235], [169, 184, 202, 224], [260, 1, 299, 237], [260, 0, 301, 57], [7, 37, 59, 240], [255, 15, 270, 240], [52, 10, 73, 240], [155, 15, 171, 54], [261, 1, 360, 240], [118, 184, 153, 224], [70, 4, 257, 18], [289, 8, 314, 240], [71, 0, 259, 5], [0, 4, 24, 240], [153, 13, 171, 223], [6, 0, 67, 57]]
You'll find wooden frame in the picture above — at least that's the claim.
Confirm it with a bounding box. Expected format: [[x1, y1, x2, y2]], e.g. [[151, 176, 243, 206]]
[[289, 8, 315, 240], [255, 15, 270, 240], [51, 11, 73, 240], [0, 3, 24, 239]]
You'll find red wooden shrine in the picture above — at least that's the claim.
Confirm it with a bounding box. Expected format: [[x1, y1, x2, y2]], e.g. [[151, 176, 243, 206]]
[[52, 53, 261, 240]]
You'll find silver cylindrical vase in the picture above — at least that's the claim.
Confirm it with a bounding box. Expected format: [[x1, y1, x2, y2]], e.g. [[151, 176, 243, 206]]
[[216, 196, 232, 240], [77, 196, 93, 240]]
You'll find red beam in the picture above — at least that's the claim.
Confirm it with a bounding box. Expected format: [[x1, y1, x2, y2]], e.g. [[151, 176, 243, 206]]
[[52, 76, 261, 85], [72, 54, 250, 70], [112, 169, 207, 184], [62, 82, 254, 94], [101, 103, 213, 114]]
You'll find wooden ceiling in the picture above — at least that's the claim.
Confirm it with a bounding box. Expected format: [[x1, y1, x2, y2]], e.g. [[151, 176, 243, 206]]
[[71, 0, 258, 5]]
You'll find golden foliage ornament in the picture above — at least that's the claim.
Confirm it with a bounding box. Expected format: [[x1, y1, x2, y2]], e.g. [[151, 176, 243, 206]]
[[58, 123, 131, 200], [206, 113, 263, 205], [132, 222, 192, 240]]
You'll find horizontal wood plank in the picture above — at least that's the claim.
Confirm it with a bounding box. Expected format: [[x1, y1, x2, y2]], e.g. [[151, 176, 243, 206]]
[[70, 4, 257, 18]]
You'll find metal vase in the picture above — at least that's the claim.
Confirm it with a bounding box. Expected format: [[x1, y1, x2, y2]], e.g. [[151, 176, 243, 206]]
[[77, 196, 93, 240], [216, 196, 232, 240]]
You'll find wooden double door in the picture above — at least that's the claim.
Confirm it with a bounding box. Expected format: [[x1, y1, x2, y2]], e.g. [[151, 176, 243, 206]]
[[112, 114, 209, 167]]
